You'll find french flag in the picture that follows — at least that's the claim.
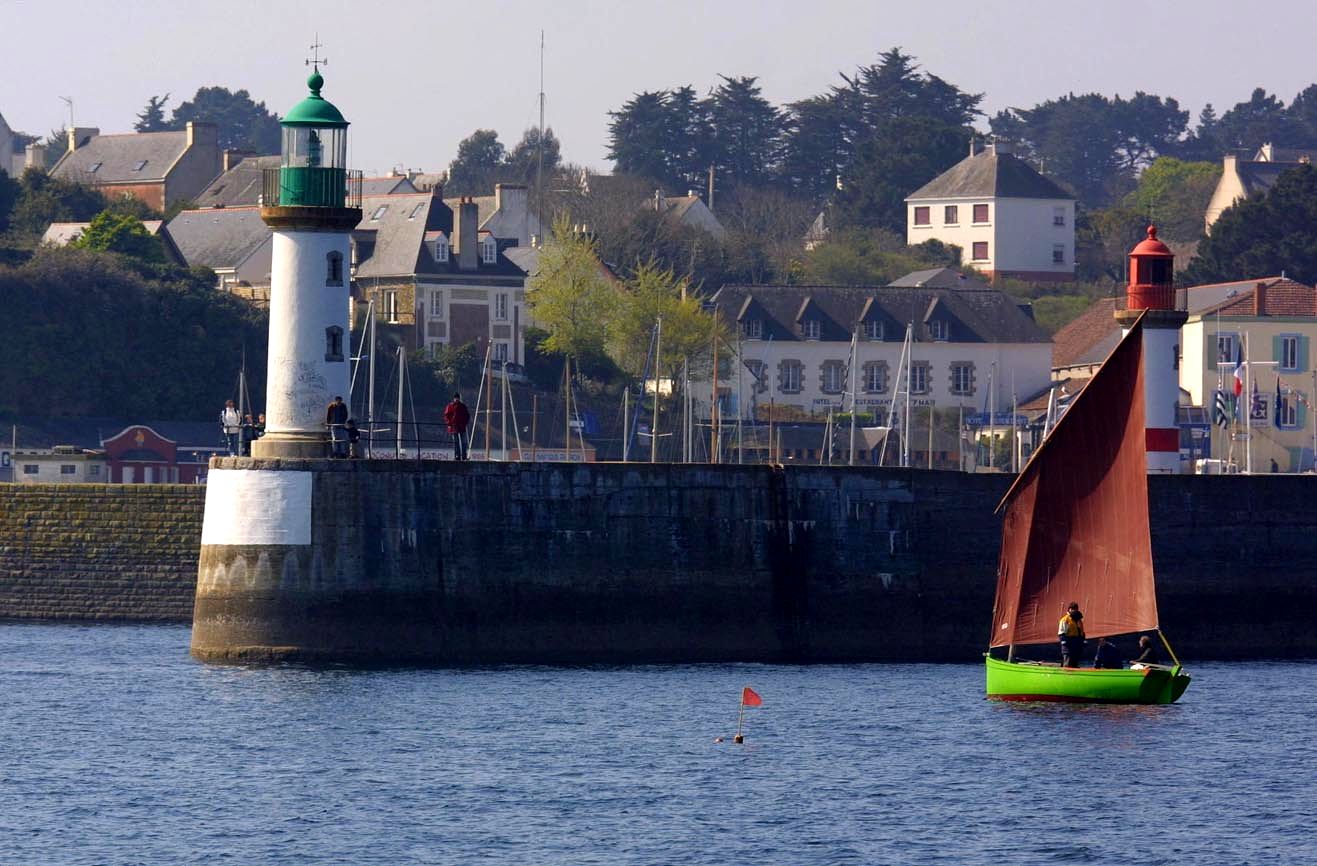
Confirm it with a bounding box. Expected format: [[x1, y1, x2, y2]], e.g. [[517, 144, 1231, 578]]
[[1233, 343, 1245, 397]]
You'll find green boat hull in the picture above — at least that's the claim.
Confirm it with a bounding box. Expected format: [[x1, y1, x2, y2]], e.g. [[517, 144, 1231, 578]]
[[985, 655, 1190, 704]]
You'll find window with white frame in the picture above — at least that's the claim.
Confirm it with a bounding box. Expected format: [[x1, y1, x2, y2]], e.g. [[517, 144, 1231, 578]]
[[929, 319, 949, 341], [1280, 335, 1300, 371], [821, 360, 845, 394], [950, 362, 975, 395], [1053, 206, 1066, 227], [481, 237, 497, 264], [864, 361, 888, 394], [909, 362, 930, 395], [743, 318, 763, 340], [944, 205, 958, 225], [494, 342, 509, 362], [913, 206, 931, 226], [1216, 333, 1237, 365], [779, 360, 803, 393], [864, 320, 884, 340], [88, 465, 101, 477], [22, 464, 38, 475], [494, 293, 509, 321], [801, 319, 821, 340], [429, 290, 444, 319], [1052, 244, 1065, 264], [433, 239, 449, 263], [60, 464, 77, 475]]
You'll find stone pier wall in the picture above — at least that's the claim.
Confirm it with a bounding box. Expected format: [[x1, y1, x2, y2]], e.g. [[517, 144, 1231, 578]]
[[0, 484, 204, 621], [4, 466, 1317, 661]]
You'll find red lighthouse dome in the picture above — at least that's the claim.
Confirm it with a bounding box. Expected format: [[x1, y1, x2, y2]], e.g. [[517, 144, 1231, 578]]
[[1126, 225, 1175, 310]]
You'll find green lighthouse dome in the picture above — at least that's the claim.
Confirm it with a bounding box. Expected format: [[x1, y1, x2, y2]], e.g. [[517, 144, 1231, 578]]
[[283, 70, 349, 128]]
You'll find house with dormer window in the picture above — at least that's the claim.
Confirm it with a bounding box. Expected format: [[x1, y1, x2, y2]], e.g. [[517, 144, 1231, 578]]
[[50, 123, 222, 210], [709, 267, 1051, 420], [906, 140, 1074, 282]]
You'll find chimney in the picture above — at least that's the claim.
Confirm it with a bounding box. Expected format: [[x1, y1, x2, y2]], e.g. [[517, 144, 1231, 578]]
[[494, 182, 527, 216], [186, 121, 218, 148], [67, 126, 98, 153], [25, 142, 47, 170], [455, 197, 479, 269], [222, 149, 254, 172], [1254, 281, 1268, 316]]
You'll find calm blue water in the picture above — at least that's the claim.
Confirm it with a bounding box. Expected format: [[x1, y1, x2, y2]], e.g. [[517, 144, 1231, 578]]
[[0, 624, 1312, 866]]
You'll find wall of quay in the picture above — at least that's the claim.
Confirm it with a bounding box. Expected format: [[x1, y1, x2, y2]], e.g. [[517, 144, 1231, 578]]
[[0, 484, 204, 622], [5, 466, 1317, 662]]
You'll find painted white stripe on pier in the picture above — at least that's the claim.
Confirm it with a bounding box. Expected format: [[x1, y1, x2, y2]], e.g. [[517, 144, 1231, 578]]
[[201, 470, 313, 546]]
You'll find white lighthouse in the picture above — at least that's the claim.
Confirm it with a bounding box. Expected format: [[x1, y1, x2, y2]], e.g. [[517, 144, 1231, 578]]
[[1115, 226, 1186, 474], [251, 66, 361, 459]]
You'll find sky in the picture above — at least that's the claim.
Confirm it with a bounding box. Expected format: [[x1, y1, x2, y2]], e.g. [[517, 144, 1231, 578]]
[[3, 0, 1316, 177]]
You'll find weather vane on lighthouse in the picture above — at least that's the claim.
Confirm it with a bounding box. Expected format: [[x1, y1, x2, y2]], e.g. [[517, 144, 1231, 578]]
[[306, 35, 327, 72]]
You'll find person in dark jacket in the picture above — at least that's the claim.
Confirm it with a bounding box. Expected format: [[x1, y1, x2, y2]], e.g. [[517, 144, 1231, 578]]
[[326, 396, 349, 458], [444, 393, 471, 461], [1133, 635, 1161, 665], [1092, 637, 1122, 669], [345, 418, 361, 459]]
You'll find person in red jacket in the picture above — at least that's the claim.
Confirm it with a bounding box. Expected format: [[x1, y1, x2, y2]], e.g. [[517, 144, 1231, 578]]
[[444, 393, 471, 461]]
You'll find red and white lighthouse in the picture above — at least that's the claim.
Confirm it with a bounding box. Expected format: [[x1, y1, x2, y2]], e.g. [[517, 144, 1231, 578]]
[[1115, 226, 1186, 473]]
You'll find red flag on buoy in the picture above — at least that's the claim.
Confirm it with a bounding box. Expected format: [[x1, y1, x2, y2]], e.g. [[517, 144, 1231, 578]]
[[741, 686, 763, 707]]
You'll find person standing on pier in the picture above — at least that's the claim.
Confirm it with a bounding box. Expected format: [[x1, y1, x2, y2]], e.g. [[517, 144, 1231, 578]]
[[445, 393, 471, 461], [326, 396, 349, 458], [220, 400, 241, 456]]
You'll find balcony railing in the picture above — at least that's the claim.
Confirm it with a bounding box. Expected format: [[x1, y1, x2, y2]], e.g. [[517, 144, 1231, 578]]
[[261, 167, 363, 210], [1113, 286, 1188, 313]]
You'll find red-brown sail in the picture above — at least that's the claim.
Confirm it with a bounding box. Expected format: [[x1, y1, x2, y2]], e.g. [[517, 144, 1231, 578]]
[[990, 316, 1158, 648]]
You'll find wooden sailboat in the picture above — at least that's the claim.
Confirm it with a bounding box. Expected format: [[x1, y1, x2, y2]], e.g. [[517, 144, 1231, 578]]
[[985, 314, 1191, 704]]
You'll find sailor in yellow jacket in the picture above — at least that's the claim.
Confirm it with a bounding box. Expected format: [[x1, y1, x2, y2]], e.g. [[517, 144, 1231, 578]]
[[1058, 602, 1085, 668]]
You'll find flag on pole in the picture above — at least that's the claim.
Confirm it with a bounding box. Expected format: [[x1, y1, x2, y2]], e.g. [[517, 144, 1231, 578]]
[[1212, 389, 1231, 429], [741, 686, 763, 707], [1275, 376, 1284, 427], [1251, 379, 1264, 422], [1233, 344, 1245, 397]]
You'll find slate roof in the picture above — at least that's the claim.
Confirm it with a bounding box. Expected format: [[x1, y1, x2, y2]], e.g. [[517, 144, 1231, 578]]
[[907, 150, 1073, 201], [167, 206, 270, 271], [1051, 298, 1120, 368], [711, 276, 1050, 345], [361, 176, 418, 196], [1234, 161, 1299, 197], [195, 155, 279, 208], [355, 193, 444, 278], [889, 267, 989, 290], [51, 129, 191, 183]]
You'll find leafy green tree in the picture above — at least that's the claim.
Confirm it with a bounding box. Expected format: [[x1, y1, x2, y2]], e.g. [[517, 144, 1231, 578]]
[[608, 90, 675, 184], [1215, 88, 1290, 150], [1121, 157, 1221, 241], [134, 94, 171, 132], [703, 76, 784, 188], [6, 169, 106, 238], [0, 248, 267, 418], [0, 169, 19, 233], [526, 216, 618, 358], [802, 227, 961, 285], [1286, 85, 1317, 146], [446, 129, 506, 195], [169, 86, 281, 153], [832, 116, 968, 232], [665, 86, 714, 190], [68, 211, 164, 262], [780, 94, 851, 198], [505, 126, 561, 185], [607, 260, 722, 379], [1183, 165, 1317, 284]]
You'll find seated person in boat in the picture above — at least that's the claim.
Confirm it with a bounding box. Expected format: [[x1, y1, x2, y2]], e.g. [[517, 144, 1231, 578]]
[[1132, 635, 1161, 666], [1058, 602, 1085, 668], [1092, 637, 1122, 669]]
